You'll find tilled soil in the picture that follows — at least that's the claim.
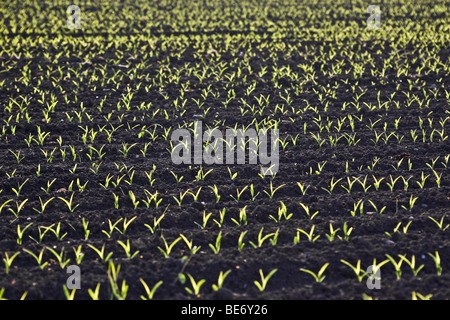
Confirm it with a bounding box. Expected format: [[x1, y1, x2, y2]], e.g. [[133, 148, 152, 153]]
[[0, 0, 449, 300]]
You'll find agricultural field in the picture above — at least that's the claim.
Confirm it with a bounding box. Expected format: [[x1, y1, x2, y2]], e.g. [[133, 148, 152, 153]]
[[0, 0, 449, 301]]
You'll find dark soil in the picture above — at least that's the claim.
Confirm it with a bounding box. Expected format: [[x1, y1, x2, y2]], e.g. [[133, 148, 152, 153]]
[[0, 0, 449, 300]]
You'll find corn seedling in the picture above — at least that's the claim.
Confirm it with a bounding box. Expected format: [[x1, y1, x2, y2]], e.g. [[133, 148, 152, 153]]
[[47, 222, 67, 241], [78, 219, 89, 241], [33, 197, 55, 214], [195, 167, 213, 181], [102, 218, 123, 238], [270, 201, 293, 223], [188, 187, 202, 202], [428, 215, 449, 231], [385, 254, 404, 280], [206, 185, 221, 203], [117, 240, 139, 259], [264, 181, 285, 199], [195, 211, 212, 230], [432, 170, 442, 188], [398, 254, 424, 277], [112, 193, 119, 209], [184, 273, 206, 297], [294, 225, 320, 243], [179, 234, 201, 255], [16, 223, 33, 245], [350, 199, 364, 217], [249, 184, 260, 200], [128, 191, 140, 209], [343, 222, 353, 241], [12, 179, 28, 197], [213, 208, 226, 228], [250, 227, 276, 248], [212, 270, 232, 291], [46, 247, 71, 269], [231, 206, 248, 226], [300, 263, 329, 283], [63, 285, 77, 300], [3, 251, 20, 274], [139, 279, 163, 300], [401, 195, 418, 212], [227, 167, 238, 180], [325, 223, 340, 241], [238, 231, 248, 251], [297, 182, 310, 195], [120, 142, 137, 158], [170, 171, 184, 184], [158, 235, 181, 258], [368, 200, 386, 214], [28, 224, 54, 244], [73, 245, 85, 265], [144, 168, 157, 186], [341, 176, 359, 193], [299, 203, 319, 220], [143, 190, 162, 208], [87, 243, 113, 263], [88, 283, 101, 300], [209, 231, 222, 254], [23, 248, 48, 269], [387, 175, 401, 192], [9, 199, 28, 218], [416, 172, 429, 189], [412, 292, 433, 300], [340, 259, 367, 282], [269, 228, 279, 246], [321, 177, 342, 194], [230, 185, 248, 202], [427, 251, 442, 276], [144, 214, 165, 234], [107, 261, 128, 300], [254, 269, 277, 291], [58, 193, 79, 213], [0, 199, 13, 215], [172, 190, 189, 206]]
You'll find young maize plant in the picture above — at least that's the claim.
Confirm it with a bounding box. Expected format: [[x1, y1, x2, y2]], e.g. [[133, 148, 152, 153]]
[[300, 263, 329, 283], [212, 270, 232, 291], [184, 273, 206, 297], [139, 279, 163, 300], [254, 269, 277, 292]]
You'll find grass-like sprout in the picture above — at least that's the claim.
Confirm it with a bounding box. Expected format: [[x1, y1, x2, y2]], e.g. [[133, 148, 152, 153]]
[[385, 254, 404, 280], [23, 248, 48, 269], [295, 225, 320, 243], [340, 259, 367, 282], [428, 215, 449, 231], [300, 263, 329, 283], [254, 269, 277, 291], [117, 240, 139, 259], [209, 231, 222, 254], [3, 252, 20, 274], [249, 227, 276, 248], [139, 279, 163, 300], [184, 274, 206, 297], [427, 251, 442, 276], [87, 243, 113, 263], [58, 193, 79, 213], [212, 270, 232, 291], [158, 235, 181, 258], [46, 247, 71, 269]]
